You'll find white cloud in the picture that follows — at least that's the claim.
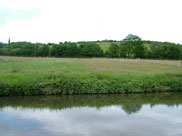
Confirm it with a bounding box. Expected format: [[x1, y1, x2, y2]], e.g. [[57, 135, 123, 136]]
[[0, 0, 182, 43]]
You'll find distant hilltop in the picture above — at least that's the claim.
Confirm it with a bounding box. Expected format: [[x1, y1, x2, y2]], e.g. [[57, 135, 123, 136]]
[[0, 34, 182, 60]]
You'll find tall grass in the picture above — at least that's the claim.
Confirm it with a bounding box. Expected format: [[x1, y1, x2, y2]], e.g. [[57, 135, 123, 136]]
[[0, 56, 182, 95]]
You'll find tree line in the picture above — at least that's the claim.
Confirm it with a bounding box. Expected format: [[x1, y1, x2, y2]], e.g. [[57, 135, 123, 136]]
[[0, 34, 182, 60], [0, 42, 104, 58]]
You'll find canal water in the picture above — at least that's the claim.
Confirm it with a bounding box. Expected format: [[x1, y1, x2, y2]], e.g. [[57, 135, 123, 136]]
[[0, 93, 182, 136]]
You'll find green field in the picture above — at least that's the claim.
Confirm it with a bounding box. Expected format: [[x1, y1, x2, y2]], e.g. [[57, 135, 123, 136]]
[[96, 42, 119, 52], [0, 56, 182, 95]]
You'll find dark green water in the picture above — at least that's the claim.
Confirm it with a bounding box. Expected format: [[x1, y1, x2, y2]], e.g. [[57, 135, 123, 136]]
[[0, 93, 182, 136]]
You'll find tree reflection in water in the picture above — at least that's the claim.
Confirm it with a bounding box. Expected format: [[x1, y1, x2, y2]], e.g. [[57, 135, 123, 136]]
[[0, 93, 182, 114], [122, 104, 142, 114]]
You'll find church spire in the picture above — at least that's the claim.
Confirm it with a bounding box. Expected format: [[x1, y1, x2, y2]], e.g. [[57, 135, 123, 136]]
[[8, 37, 11, 45]]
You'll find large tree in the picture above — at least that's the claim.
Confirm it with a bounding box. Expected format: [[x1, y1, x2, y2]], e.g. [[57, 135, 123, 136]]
[[80, 43, 103, 57], [123, 34, 142, 42], [122, 34, 145, 58], [107, 43, 119, 58], [119, 42, 128, 58]]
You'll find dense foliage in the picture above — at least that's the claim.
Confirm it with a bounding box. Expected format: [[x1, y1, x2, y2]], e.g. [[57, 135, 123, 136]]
[[1, 73, 182, 96], [0, 34, 182, 60]]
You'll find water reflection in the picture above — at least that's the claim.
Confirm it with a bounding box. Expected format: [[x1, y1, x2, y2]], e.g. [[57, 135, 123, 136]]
[[122, 104, 142, 114], [0, 93, 182, 136]]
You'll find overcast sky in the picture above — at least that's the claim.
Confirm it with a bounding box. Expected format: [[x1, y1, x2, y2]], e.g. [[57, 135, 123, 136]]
[[0, 0, 182, 44]]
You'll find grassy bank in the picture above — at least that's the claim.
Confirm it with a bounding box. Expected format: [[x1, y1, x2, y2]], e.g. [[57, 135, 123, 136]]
[[0, 56, 182, 95]]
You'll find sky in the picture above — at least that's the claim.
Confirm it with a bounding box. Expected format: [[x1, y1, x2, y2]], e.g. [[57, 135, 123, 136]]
[[1, 105, 182, 136], [0, 0, 182, 44]]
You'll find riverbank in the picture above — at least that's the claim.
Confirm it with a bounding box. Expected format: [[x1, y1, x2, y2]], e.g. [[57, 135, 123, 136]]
[[0, 56, 182, 95]]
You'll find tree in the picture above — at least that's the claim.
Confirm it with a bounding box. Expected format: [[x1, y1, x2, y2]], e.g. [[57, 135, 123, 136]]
[[156, 45, 181, 60], [21, 42, 35, 56], [37, 45, 49, 57], [65, 43, 80, 57], [50, 45, 60, 57], [50, 44, 67, 57], [80, 43, 103, 57], [0, 43, 4, 55], [6, 42, 36, 56], [0, 42, 5, 48], [180, 46, 182, 59], [166, 45, 181, 60], [123, 34, 141, 41], [122, 34, 144, 58], [107, 43, 119, 58], [119, 42, 127, 58], [58, 44, 67, 57], [50, 43, 80, 57], [11, 48, 21, 56], [134, 43, 146, 58]]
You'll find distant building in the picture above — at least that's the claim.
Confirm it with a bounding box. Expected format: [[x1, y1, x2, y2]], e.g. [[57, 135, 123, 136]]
[[8, 37, 11, 44]]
